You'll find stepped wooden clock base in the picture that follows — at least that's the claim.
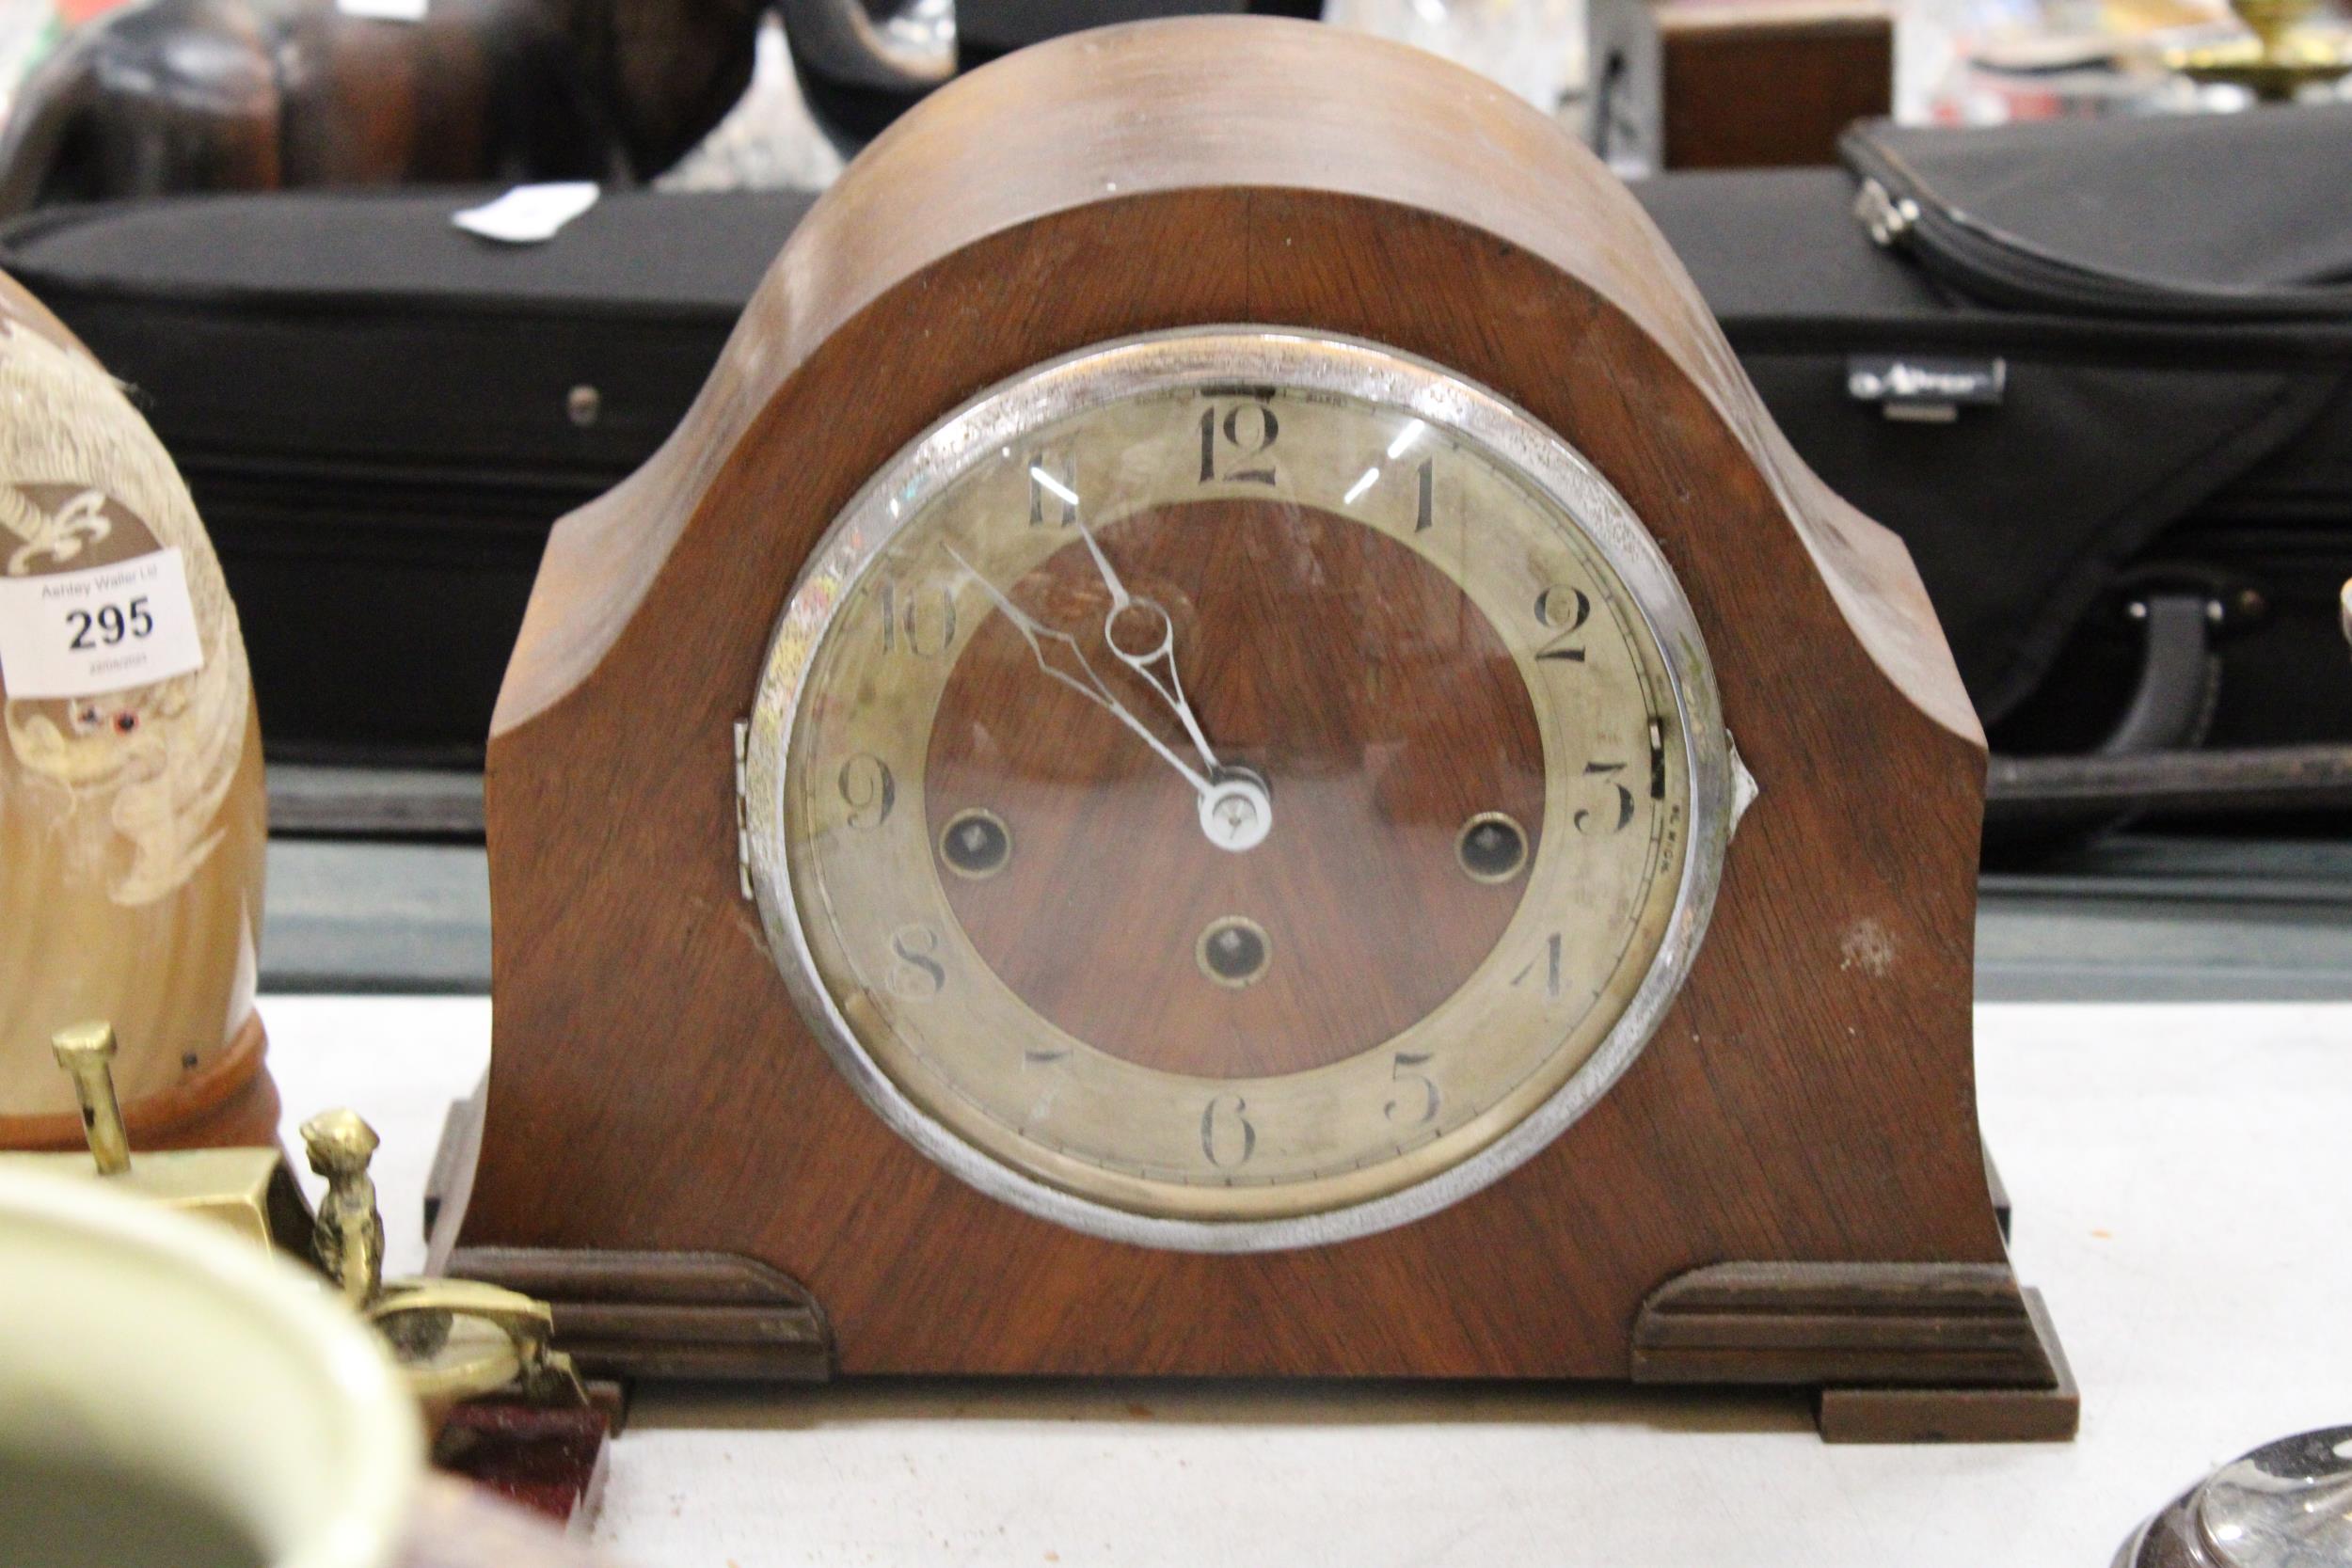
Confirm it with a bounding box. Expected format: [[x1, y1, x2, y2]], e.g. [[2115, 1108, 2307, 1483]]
[[442, 1240, 2074, 1444], [1633, 1262, 2076, 1443]]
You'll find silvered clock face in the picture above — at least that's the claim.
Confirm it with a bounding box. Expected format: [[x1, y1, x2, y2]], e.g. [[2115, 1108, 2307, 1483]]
[[744, 328, 1737, 1251]]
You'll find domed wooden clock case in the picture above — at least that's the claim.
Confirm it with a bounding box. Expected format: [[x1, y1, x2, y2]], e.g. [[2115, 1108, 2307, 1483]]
[[441, 17, 2074, 1442]]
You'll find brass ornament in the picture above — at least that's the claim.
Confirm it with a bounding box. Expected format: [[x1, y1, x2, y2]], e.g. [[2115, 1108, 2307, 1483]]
[[2167, 0, 2352, 98], [304, 1107, 387, 1308], [2, 1022, 582, 1420], [51, 1020, 132, 1175], [301, 1107, 588, 1419], [0, 1021, 305, 1247]]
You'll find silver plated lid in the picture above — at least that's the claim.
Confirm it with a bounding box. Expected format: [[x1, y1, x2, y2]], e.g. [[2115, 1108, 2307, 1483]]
[[2121, 1427, 2352, 1568]]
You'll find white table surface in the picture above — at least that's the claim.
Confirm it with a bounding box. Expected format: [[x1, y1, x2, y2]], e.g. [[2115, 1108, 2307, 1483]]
[[262, 994, 2352, 1568]]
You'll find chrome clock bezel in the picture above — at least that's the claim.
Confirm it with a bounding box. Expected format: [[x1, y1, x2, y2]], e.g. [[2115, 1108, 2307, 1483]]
[[743, 325, 1739, 1254]]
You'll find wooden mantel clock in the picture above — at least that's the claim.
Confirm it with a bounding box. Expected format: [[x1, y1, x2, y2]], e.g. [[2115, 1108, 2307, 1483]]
[[442, 16, 2074, 1442]]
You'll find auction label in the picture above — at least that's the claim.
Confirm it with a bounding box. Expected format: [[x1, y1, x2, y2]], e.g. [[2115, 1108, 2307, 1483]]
[[0, 547, 206, 699], [336, 0, 428, 20]]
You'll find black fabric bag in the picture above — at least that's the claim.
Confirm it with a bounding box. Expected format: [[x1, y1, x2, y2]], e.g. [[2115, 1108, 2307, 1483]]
[[5, 107, 2348, 771], [0, 187, 806, 763], [1636, 107, 2352, 759]]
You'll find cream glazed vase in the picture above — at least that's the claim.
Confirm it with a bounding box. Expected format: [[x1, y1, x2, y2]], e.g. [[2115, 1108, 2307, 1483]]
[[0, 1170, 423, 1568], [0, 1173, 610, 1568], [0, 272, 273, 1150]]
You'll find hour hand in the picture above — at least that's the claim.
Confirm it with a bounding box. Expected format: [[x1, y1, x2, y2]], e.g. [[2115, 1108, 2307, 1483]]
[[946, 546, 1215, 800]]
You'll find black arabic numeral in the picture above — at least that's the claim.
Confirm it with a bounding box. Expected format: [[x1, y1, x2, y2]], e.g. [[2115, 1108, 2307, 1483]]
[[888, 925, 946, 999], [879, 581, 958, 658], [1028, 450, 1079, 528], [1513, 933, 1565, 999], [1385, 1052, 1439, 1127], [1200, 1092, 1257, 1167], [1535, 584, 1590, 663], [837, 753, 897, 831], [1198, 403, 1279, 485], [1575, 760, 1636, 834]]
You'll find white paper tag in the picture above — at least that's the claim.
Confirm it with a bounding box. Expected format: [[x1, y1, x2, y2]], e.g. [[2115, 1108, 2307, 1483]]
[[336, 0, 427, 21], [451, 182, 600, 245], [0, 547, 206, 700]]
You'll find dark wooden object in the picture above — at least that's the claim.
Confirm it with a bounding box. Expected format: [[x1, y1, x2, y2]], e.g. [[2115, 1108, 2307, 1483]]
[[1590, 0, 1894, 171], [1633, 1262, 2076, 1441], [1820, 1291, 2077, 1442], [447, 16, 2058, 1440], [1661, 0, 1893, 169], [0, 0, 762, 215], [423, 1076, 489, 1243], [433, 1401, 613, 1528], [450, 1247, 834, 1383]]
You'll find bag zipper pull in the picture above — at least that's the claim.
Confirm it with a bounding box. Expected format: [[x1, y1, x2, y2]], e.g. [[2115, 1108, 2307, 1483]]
[[1852, 177, 1920, 249]]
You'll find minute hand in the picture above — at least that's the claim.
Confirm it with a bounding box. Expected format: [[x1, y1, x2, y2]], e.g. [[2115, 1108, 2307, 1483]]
[[1070, 514, 1222, 779], [947, 547, 1215, 800]]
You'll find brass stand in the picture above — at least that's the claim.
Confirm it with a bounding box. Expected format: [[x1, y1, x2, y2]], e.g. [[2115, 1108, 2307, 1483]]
[[300, 1109, 588, 1421], [0, 1022, 310, 1249], [2169, 0, 2352, 99], [6, 1022, 609, 1527]]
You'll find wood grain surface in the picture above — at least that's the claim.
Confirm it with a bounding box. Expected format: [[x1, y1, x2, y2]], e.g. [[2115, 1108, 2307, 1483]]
[[1659, 0, 1895, 170], [1632, 1261, 2061, 1388], [929, 499, 1543, 1077], [448, 1246, 834, 1384], [457, 17, 2024, 1389], [1814, 1290, 2079, 1443]]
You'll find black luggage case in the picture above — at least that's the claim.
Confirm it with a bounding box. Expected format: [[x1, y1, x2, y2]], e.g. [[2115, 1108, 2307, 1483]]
[[0, 187, 808, 765], [1637, 113, 2352, 762], [5, 108, 2349, 796]]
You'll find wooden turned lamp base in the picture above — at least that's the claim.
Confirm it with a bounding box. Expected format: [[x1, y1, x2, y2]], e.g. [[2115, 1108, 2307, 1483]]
[[0, 1012, 279, 1153]]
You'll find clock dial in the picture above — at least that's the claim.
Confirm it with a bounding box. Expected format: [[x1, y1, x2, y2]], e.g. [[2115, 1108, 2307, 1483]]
[[746, 329, 1730, 1248]]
